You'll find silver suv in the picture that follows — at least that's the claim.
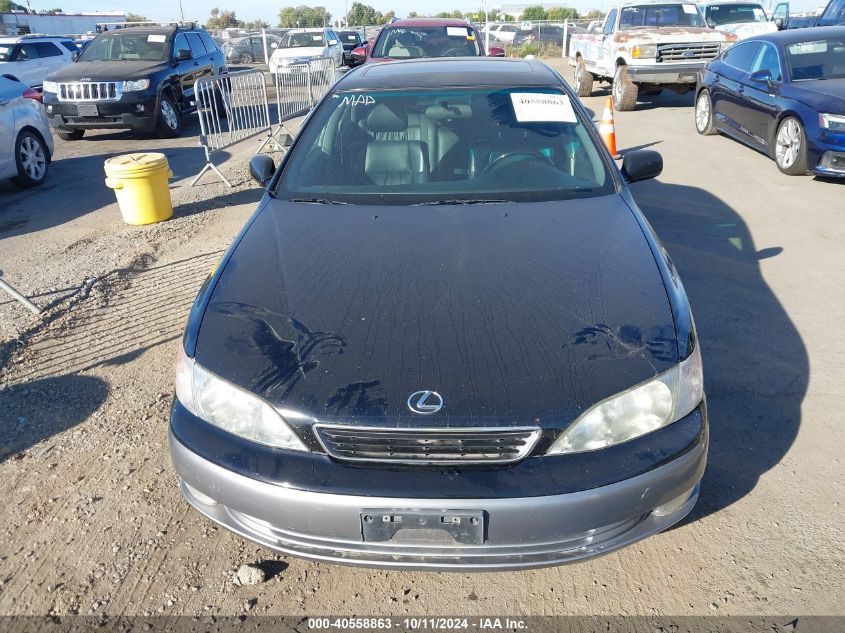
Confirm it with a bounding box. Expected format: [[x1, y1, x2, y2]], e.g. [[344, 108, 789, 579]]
[[0, 34, 77, 89]]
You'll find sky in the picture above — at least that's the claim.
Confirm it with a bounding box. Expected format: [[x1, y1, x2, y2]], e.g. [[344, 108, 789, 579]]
[[22, 0, 826, 28]]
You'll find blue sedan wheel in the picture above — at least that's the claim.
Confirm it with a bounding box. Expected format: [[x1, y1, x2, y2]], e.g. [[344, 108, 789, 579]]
[[695, 90, 717, 136], [775, 117, 809, 176]]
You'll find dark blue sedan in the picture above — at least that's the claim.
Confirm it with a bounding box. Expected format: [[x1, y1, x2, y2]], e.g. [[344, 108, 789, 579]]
[[695, 26, 845, 177]]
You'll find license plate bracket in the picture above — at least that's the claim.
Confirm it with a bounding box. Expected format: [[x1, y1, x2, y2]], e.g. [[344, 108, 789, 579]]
[[77, 104, 98, 116], [361, 509, 484, 544]]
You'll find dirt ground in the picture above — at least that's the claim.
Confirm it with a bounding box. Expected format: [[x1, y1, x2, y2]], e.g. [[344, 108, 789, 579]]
[[0, 60, 842, 620]]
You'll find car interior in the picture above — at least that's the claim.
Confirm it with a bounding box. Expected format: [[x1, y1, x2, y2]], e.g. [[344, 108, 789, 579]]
[[281, 90, 609, 199]]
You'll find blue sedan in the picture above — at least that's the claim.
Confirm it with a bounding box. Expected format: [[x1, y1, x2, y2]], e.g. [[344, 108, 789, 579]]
[[695, 26, 845, 177]]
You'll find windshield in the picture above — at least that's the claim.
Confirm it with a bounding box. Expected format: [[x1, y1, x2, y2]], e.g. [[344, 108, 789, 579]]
[[619, 4, 706, 29], [705, 3, 768, 25], [787, 36, 845, 80], [371, 26, 482, 59], [820, 0, 845, 24], [280, 31, 325, 48], [80, 33, 168, 61], [275, 87, 614, 205], [0, 44, 13, 61]]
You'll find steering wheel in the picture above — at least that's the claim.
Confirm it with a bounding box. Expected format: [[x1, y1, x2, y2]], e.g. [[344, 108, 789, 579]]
[[481, 151, 556, 177], [442, 47, 468, 57]]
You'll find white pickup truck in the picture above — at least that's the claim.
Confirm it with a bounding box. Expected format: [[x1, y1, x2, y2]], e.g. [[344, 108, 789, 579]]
[[569, 1, 737, 110]]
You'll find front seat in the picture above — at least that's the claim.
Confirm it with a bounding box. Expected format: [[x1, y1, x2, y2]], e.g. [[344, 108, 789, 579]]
[[364, 103, 429, 186]]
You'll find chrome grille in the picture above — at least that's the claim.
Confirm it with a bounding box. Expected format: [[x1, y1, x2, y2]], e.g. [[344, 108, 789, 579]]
[[658, 43, 720, 62], [58, 82, 121, 102], [314, 425, 542, 464]]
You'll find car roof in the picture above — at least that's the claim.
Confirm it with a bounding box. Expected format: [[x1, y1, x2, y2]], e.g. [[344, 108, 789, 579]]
[[387, 18, 474, 27], [286, 28, 327, 33], [744, 25, 845, 44], [336, 57, 562, 91], [0, 34, 71, 42]]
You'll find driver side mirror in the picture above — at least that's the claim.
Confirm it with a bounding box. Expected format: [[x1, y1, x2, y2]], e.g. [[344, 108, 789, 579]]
[[249, 155, 276, 186], [488, 46, 505, 57], [621, 149, 663, 183], [749, 68, 773, 88], [774, 17, 785, 29], [176, 48, 192, 61]]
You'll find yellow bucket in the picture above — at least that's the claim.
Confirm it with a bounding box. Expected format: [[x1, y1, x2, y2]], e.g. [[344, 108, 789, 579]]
[[104, 152, 173, 225]]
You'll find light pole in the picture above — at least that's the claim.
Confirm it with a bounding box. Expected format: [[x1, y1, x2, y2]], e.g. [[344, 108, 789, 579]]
[[484, 0, 490, 52]]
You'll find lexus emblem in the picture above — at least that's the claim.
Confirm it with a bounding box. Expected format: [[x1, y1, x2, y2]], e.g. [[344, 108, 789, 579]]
[[407, 390, 443, 415]]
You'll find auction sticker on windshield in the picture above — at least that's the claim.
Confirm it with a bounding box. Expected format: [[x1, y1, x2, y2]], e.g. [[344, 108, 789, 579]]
[[510, 93, 577, 123], [147, 34, 166, 43]]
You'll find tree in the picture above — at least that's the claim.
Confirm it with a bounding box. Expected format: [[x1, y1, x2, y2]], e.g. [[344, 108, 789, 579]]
[[207, 8, 244, 29], [408, 11, 418, 18], [125, 12, 148, 22], [546, 7, 578, 20], [278, 5, 332, 27], [245, 19, 270, 29], [584, 9, 604, 20], [42, 8, 63, 14], [383, 10, 395, 21], [520, 6, 547, 21], [0, 0, 28, 11], [346, 2, 381, 26]]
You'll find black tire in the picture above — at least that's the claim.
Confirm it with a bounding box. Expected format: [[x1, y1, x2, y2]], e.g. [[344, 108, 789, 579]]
[[154, 93, 182, 138], [612, 65, 638, 111], [574, 58, 594, 98], [11, 129, 49, 188], [694, 89, 718, 136], [57, 129, 85, 141], [774, 116, 809, 176]]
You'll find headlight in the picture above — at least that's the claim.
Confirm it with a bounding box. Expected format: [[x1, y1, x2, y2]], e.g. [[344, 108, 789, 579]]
[[122, 79, 150, 92], [819, 113, 845, 132], [547, 339, 703, 455], [175, 347, 308, 451], [631, 44, 658, 59], [42, 80, 58, 93]]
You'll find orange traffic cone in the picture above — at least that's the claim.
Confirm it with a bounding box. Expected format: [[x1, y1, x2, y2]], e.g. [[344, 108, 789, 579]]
[[599, 97, 621, 159]]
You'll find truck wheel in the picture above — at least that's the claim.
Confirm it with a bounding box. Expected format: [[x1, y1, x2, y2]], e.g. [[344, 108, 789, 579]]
[[57, 129, 85, 141], [574, 58, 593, 97], [155, 94, 182, 138], [774, 116, 809, 176], [11, 130, 49, 188], [612, 65, 638, 112], [694, 89, 717, 136]]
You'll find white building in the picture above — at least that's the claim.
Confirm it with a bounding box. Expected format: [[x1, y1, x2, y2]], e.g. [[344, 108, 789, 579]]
[[1, 11, 125, 37]]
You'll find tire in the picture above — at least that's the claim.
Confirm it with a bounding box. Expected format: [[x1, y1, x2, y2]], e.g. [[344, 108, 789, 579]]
[[574, 58, 593, 98], [612, 65, 638, 111], [154, 93, 182, 138], [239, 52, 253, 64], [694, 89, 718, 136], [774, 116, 809, 176], [11, 129, 49, 188], [57, 129, 85, 141]]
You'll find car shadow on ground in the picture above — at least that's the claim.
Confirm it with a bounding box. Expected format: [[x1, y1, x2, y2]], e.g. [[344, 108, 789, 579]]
[[631, 180, 808, 524]]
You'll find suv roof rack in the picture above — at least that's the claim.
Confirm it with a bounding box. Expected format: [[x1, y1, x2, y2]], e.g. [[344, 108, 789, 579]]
[[94, 21, 197, 33]]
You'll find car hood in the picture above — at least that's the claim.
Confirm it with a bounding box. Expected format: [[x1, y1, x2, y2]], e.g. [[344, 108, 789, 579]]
[[194, 196, 679, 429], [715, 21, 778, 39], [46, 60, 168, 82], [271, 46, 325, 60], [616, 27, 734, 44], [782, 79, 845, 112]]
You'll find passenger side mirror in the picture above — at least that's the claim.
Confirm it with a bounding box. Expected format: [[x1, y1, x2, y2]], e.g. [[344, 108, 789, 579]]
[[176, 48, 192, 61], [249, 155, 276, 186], [774, 17, 785, 29], [621, 149, 663, 183], [488, 46, 505, 57]]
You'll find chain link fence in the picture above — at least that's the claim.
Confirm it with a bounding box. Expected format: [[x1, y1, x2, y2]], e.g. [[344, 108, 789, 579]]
[[481, 19, 598, 59]]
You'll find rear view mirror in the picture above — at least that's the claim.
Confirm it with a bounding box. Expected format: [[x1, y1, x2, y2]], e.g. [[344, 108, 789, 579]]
[[621, 149, 663, 183], [249, 155, 276, 186], [488, 46, 505, 57]]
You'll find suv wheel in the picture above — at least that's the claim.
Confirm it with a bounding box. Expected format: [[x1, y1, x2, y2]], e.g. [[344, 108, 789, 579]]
[[612, 65, 638, 112], [155, 94, 182, 138], [57, 129, 85, 141], [11, 130, 49, 188]]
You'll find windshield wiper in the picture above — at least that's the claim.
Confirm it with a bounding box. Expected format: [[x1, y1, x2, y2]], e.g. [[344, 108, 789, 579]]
[[289, 198, 349, 205], [413, 199, 508, 206]]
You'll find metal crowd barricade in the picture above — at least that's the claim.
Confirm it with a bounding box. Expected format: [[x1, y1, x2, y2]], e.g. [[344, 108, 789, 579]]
[[191, 69, 274, 187], [272, 57, 337, 145]]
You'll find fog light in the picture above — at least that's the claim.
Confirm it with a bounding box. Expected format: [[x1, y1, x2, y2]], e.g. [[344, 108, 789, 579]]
[[818, 151, 845, 173], [652, 485, 696, 517], [47, 105, 53, 113], [184, 482, 218, 506]]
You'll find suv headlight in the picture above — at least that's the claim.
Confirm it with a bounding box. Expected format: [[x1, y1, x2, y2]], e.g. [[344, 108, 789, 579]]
[[122, 79, 150, 92], [631, 44, 658, 59], [819, 113, 845, 131], [42, 80, 58, 93], [547, 340, 703, 455], [175, 347, 308, 451]]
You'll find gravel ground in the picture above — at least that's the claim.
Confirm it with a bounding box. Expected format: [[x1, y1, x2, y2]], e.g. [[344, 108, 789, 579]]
[[0, 62, 842, 620]]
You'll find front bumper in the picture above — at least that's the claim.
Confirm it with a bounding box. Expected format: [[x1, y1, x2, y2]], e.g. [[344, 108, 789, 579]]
[[170, 406, 708, 571], [43, 91, 159, 132], [626, 62, 709, 84], [810, 138, 845, 178]]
